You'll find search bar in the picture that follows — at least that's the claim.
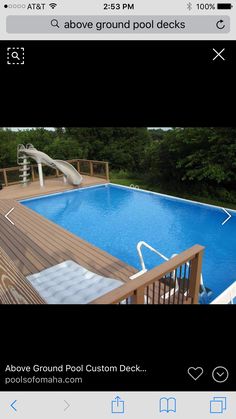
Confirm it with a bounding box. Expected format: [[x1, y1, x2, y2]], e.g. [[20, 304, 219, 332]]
[[6, 15, 230, 34]]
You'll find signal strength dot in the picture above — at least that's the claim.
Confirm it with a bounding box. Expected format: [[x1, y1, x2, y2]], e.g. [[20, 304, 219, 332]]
[[49, 3, 57, 9]]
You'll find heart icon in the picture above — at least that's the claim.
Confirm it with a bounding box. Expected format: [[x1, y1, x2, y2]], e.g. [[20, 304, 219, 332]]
[[187, 367, 204, 381]]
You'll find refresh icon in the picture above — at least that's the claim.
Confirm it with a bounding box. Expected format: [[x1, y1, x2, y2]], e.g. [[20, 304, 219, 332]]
[[216, 19, 226, 30]]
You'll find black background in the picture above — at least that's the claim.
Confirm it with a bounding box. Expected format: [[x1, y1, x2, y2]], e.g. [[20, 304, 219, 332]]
[[0, 41, 235, 125], [0, 305, 235, 391], [0, 40, 235, 391]]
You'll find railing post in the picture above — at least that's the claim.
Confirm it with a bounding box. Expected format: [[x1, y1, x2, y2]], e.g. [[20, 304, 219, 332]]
[[89, 161, 94, 176], [105, 162, 109, 181], [3, 169, 8, 187], [77, 161, 80, 173], [31, 165, 35, 181], [189, 250, 204, 304], [132, 286, 145, 304]]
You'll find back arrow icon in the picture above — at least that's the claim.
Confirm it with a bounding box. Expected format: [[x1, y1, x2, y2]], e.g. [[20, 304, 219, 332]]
[[5, 207, 15, 225], [10, 400, 17, 411], [64, 400, 70, 411]]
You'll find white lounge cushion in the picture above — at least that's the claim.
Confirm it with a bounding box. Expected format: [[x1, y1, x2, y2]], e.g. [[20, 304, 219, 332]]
[[26, 260, 123, 304]]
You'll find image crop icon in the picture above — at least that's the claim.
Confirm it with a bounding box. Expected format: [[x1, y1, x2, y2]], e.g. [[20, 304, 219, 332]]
[[159, 397, 177, 413], [7, 47, 24, 65]]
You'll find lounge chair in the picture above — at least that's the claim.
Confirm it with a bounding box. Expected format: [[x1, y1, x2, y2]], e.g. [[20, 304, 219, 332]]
[[0, 247, 123, 304], [26, 260, 123, 304]]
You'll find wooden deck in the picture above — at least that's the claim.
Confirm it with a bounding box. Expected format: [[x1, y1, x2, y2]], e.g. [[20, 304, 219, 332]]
[[0, 179, 203, 304], [0, 199, 136, 284], [0, 175, 107, 200]]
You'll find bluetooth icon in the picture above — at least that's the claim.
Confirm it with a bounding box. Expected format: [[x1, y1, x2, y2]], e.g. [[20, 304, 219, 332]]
[[187, 2, 192, 10]]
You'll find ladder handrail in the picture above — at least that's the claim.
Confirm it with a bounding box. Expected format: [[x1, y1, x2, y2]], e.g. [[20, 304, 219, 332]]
[[136, 241, 169, 271], [133, 240, 205, 286], [130, 241, 179, 300], [130, 241, 207, 303]]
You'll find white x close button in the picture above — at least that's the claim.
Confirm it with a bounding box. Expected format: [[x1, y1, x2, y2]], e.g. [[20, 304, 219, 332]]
[[212, 48, 226, 61]]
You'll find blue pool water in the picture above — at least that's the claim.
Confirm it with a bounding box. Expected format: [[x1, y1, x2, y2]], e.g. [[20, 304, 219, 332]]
[[21, 184, 236, 301]]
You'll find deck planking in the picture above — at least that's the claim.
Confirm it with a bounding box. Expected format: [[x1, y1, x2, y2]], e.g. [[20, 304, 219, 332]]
[[0, 199, 136, 283], [0, 175, 107, 200]]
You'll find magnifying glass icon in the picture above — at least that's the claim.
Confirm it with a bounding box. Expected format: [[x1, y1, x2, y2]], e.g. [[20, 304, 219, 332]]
[[51, 19, 60, 28], [11, 51, 20, 60]]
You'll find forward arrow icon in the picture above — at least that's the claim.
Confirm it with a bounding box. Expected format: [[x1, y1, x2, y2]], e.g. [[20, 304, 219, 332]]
[[64, 400, 70, 411], [222, 208, 232, 226]]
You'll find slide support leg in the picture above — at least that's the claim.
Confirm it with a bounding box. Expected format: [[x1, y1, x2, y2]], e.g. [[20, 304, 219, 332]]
[[38, 163, 44, 187]]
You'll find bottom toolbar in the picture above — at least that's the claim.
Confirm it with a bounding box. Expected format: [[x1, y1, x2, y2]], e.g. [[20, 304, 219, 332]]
[[0, 392, 235, 418]]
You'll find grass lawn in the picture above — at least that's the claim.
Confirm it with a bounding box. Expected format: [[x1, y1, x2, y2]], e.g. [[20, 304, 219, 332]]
[[110, 172, 236, 210]]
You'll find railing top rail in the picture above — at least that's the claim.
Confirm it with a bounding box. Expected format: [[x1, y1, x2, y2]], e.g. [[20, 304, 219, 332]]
[[0, 166, 20, 172], [0, 158, 109, 171], [91, 244, 205, 304], [77, 159, 108, 164]]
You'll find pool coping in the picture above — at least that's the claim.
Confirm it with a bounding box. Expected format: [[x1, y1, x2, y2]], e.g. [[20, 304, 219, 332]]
[[20, 181, 236, 216], [18, 183, 107, 202], [110, 183, 236, 215]]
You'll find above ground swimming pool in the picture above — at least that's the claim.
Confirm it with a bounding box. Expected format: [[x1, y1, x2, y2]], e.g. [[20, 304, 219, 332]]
[[21, 184, 236, 301]]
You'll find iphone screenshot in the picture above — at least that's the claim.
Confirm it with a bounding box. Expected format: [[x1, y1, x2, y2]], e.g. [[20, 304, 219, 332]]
[[0, 0, 235, 417]]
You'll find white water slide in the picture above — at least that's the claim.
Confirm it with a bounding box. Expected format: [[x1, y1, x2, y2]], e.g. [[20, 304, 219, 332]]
[[18, 144, 83, 187]]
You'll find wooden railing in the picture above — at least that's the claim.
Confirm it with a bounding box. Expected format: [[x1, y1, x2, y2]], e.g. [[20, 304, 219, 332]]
[[0, 244, 204, 305], [91, 245, 204, 305], [0, 159, 109, 186]]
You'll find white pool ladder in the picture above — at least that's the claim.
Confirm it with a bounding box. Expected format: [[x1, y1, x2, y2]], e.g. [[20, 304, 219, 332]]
[[130, 241, 206, 301], [129, 241, 179, 300], [130, 241, 169, 279]]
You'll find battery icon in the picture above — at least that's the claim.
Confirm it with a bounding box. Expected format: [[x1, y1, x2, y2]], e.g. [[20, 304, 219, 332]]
[[217, 3, 233, 9]]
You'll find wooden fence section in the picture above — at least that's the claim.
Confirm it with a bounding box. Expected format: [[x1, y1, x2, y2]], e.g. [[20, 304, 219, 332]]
[[91, 245, 204, 305], [0, 159, 109, 187]]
